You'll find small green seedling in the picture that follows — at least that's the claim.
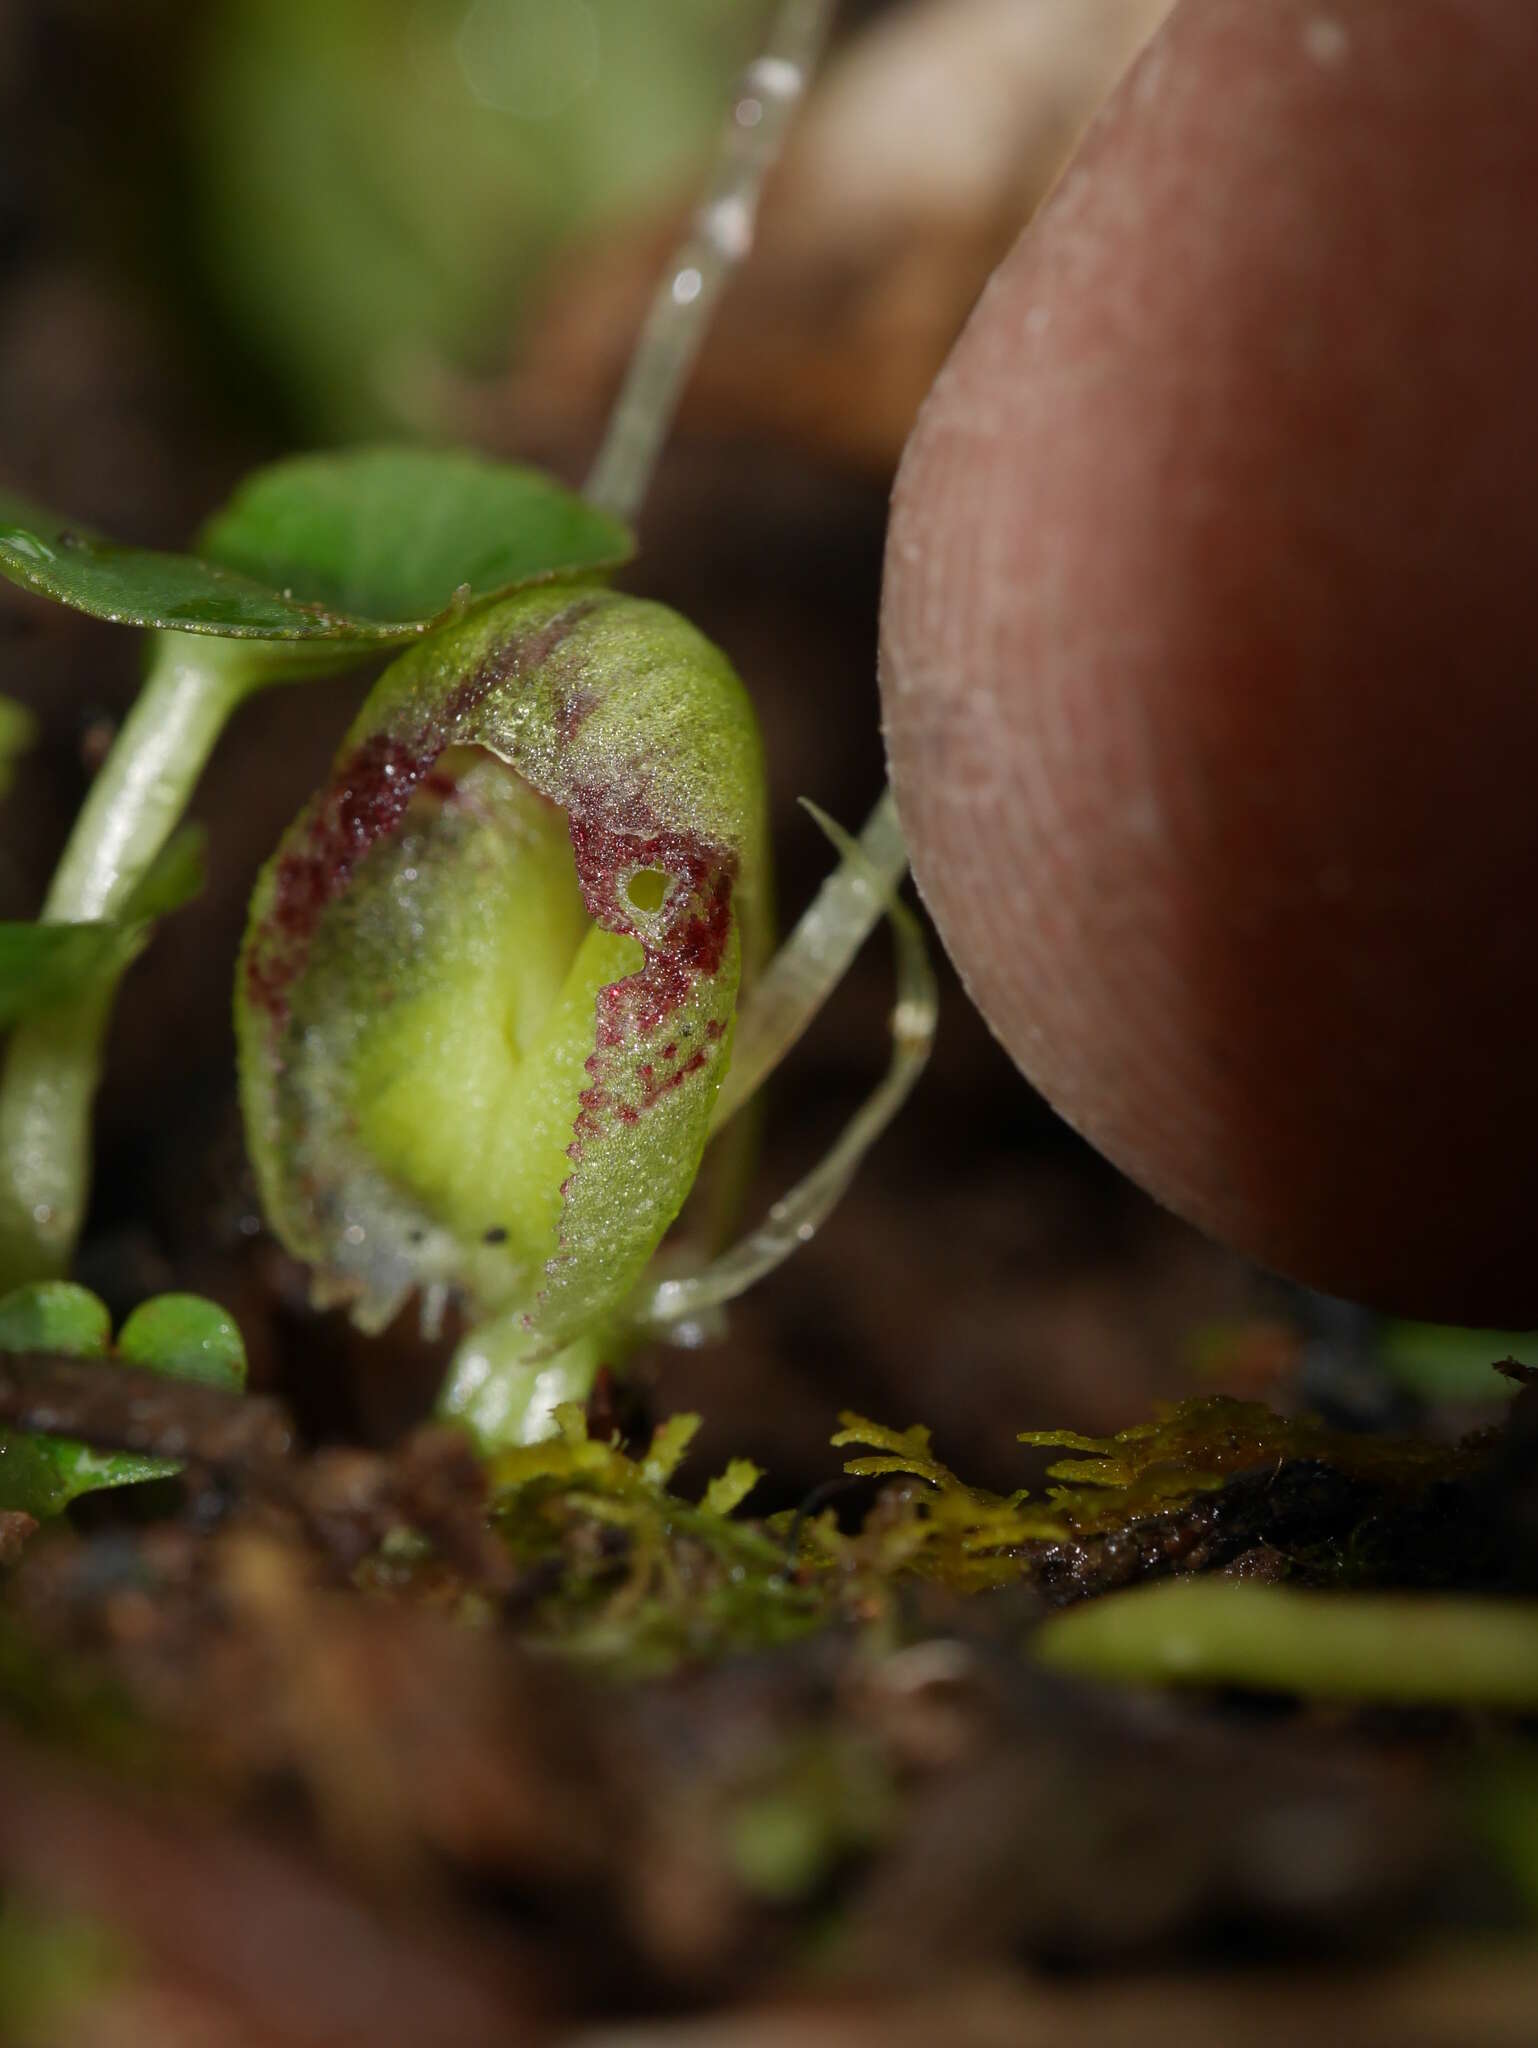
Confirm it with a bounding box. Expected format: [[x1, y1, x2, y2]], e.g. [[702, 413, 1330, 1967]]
[[0, 1282, 246, 1518], [0, 0, 933, 1450]]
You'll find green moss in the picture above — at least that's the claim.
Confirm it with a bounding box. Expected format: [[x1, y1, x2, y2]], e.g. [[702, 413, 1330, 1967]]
[[823, 1414, 1066, 1592], [470, 1406, 824, 1676], [1020, 1394, 1469, 1533], [376, 1390, 1509, 1674]]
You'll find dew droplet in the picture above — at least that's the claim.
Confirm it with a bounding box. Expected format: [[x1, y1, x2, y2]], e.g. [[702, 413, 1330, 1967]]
[[700, 193, 753, 263], [744, 55, 802, 101]]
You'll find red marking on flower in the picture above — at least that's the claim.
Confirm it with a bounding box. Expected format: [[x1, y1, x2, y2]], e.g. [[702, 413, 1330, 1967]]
[[555, 686, 599, 744], [244, 731, 427, 1027], [437, 600, 598, 734], [557, 779, 736, 1154], [244, 598, 600, 1034], [566, 792, 733, 1039], [636, 1047, 709, 1111]]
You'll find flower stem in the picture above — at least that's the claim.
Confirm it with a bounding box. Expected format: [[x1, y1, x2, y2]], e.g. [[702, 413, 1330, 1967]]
[[0, 635, 254, 1287], [438, 1312, 611, 1452]]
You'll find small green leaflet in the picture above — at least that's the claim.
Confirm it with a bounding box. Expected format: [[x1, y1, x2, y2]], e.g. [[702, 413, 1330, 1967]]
[[0, 828, 204, 1028], [0, 447, 632, 644], [115, 1292, 248, 1390], [0, 1283, 248, 1519], [0, 1280, 110, 1358]]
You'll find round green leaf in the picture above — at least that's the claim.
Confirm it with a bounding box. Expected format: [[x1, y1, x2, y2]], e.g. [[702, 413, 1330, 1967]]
[[0, 491, 348, 639], [199, 448, 632, 625], [0, 1288, 246, 1517], [115, 1294, 248, 1391], [0, 1282, 111, 1358], [0, 1283, 117, 1519], [0, 449, 632, 645]]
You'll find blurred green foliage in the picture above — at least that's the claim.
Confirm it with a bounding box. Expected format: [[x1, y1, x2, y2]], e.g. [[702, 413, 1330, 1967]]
[[0, 1903, 131, 2042], [0, 702, 35, 805], [189, 0, 752, 432], [1379, 1318, 1538, 1403]]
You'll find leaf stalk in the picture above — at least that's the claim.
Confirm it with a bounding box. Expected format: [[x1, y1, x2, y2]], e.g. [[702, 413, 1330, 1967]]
[[0, 637, 255, 1286]]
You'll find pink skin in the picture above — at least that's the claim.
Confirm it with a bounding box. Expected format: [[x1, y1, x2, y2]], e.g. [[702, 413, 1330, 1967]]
[[880, 0, 1538, 1324]]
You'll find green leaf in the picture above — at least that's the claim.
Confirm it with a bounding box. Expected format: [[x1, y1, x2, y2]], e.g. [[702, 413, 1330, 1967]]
[[0, 828, 205, 1028], [0, 924, 116, 1029], [0, 489, 338, 639], [1378, 1319, 1538, 1404], [200, 448, 632, 626], [0, 449, 631, 644], [189, 0, 741, 436], [115, 1293, 247, 1392], [0, 1281, 110, 1358], [1035, 1579, 1538, 1708], [0, 1286, 245, 1518], [0, 1282, 118, 1518]]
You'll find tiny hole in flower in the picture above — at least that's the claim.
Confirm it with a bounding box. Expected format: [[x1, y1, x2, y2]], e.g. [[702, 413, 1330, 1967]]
[[625, 867, 669, 914]]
